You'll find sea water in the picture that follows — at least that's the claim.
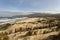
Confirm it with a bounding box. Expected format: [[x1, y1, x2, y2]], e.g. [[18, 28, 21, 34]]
[[0, 17, 27, 24]]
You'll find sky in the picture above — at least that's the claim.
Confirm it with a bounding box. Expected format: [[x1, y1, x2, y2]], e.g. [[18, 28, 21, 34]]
[[0, 0, 60, 17], [0, 0, 60, 12]]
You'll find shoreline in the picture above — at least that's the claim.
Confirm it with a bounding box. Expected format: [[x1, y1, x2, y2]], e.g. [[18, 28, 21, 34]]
[[0, 17, 28, 25]]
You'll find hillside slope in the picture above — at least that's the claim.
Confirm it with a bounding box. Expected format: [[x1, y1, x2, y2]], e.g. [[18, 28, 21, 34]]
[[0, 17, 60, 40]]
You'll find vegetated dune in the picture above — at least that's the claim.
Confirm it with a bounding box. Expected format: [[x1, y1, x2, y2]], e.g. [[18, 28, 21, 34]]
[[0, 17, 60, 40]]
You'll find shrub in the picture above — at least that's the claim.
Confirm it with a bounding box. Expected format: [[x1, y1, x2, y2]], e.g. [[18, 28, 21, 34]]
[[0, 32, 9, 40], [0, 23, 11, 30], [26, 31, 33, 36], [34, 31, 37, 35]]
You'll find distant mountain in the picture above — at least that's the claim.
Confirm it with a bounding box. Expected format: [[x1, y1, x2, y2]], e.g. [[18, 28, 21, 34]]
[[0, 11, 60, 18], [13, 12, 60, 18]]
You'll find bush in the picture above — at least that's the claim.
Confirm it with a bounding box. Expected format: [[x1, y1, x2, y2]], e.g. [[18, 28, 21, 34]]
[[0, 33, 9, 40], [34, 31, 37, 35], [45, 34, 60, 40], [26, 31, 33, 36], [0, 23, 11, 30]]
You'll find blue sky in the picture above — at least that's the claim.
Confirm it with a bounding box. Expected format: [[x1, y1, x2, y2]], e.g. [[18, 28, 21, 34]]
[[0, 0, 60, 12]]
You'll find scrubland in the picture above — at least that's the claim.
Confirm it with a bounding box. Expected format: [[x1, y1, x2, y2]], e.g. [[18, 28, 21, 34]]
[[0, 17, 60, 40]]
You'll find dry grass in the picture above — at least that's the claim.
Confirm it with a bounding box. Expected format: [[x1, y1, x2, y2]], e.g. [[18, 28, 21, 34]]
[[0, 17, 60, 40]]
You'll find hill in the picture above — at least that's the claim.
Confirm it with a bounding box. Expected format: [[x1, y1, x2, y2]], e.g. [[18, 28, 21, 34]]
[[0, 17, 60, 40], [13, 12, 60, 18]]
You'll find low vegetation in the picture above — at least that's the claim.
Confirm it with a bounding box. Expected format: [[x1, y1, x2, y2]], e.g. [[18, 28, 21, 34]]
[[0, 23, 11, 30], [0, 32, 9, 40], [0, 17, 60, 40]]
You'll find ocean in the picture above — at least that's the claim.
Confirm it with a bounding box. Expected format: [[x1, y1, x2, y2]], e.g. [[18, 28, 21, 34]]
[[0, 17, 27, 24]]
